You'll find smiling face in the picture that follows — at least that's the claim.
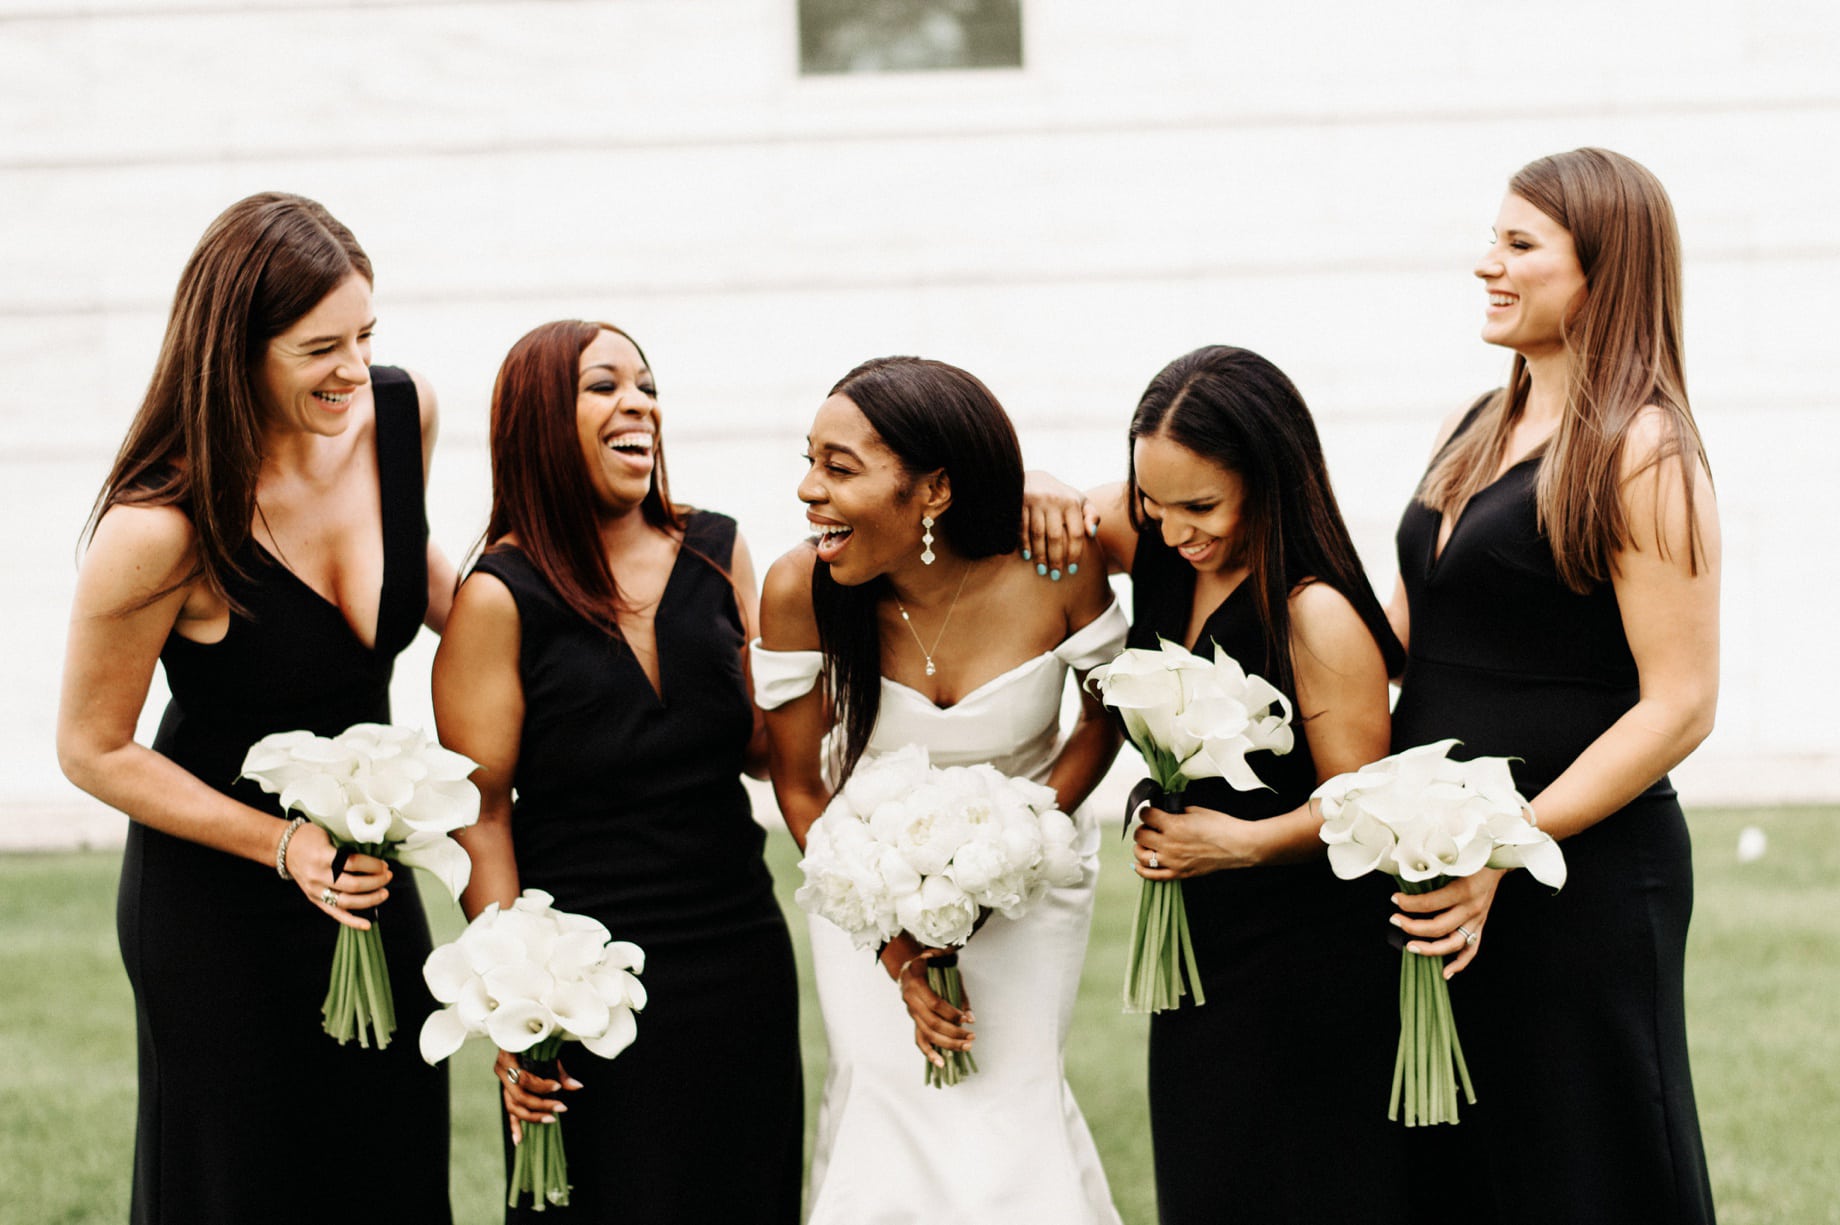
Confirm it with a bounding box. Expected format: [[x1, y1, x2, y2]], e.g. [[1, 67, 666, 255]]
[[1132, 432, 1248, 575], [574, 328, 658, 516], [799, 393, 941, 587], [256, 271, 374, 436], [1476, 192, 1588, 360]]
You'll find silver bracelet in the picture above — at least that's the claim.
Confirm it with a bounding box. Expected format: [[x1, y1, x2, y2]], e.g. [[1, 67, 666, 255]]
[[275, 816, 309, 880]]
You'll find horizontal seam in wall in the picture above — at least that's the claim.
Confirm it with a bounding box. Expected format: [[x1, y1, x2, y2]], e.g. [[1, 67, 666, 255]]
[[2, 95, 1837, 173]]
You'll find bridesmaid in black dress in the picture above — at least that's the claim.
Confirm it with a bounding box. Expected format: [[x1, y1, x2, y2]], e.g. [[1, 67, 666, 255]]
[[433, 320, 802, 1223], [1387, 149, 1720, 1224], [1086, 346, 1409, 1224], [57, 193, 457, 1223]]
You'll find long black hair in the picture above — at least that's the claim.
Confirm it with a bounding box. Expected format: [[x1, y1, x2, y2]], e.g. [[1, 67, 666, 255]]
[[812, 356, 1024, 784], [1127, 345, 1405, 691]]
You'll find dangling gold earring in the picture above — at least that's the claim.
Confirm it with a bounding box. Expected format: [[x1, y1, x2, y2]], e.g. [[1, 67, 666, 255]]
[[920, 514, 936, 565]]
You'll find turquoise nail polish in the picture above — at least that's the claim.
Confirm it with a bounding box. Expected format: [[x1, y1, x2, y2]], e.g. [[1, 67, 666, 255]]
[[1021, 548, 1032, 561], [1068, 563, 1079, 575], [1036, 563, 1047, 576], [1050, 569, 1061, 581]]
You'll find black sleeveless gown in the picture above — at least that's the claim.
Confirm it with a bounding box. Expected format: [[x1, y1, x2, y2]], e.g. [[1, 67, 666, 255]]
[[1392, 401, 1716, 1224], [121, 367, 449, 1224], [1130, 531, 1406, 1225], [472, 511, 802, 1224]]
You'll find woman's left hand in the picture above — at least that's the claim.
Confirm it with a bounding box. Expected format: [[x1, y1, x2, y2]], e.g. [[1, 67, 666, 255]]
[[1020, 469, 1099, 580], [1391, 868, 1506, 978], [1132, 803, 1267, 878]]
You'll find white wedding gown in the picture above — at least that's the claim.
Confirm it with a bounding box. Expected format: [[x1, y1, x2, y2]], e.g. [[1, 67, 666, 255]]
[[754, 601, 1128, 1225]]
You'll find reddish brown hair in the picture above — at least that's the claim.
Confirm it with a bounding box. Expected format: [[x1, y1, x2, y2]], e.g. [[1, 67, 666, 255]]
[[484, 320, 683, 631], [1419, 148, 1709, 591]]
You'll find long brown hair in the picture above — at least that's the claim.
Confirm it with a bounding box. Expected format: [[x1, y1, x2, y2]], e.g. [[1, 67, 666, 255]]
[[1418, 147, 1709, 592], [86, 192, 373, 609], [483, 320, 683, 632]]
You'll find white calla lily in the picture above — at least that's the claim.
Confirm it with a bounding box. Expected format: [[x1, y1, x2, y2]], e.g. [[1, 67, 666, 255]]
[[418, 1006, 469, 1065], [513, 890, 556, 915], [546, 980, 611, 1041], [344, 800, 394, 844], [396, 779, 480, 834], [456, 976, 495, 1029], [422, 941, 476, 1004], [417, 742, 482, 782], [279, 773, 351, 826], [579, 1006, 638, 1060], [550, 930, 613, 980], [602, 940, 645, 975], [486, 998, 557, 1053], [484, 962, 554, 1008], [1312, 740, 1565, 892], [395, 831, 472, 900]]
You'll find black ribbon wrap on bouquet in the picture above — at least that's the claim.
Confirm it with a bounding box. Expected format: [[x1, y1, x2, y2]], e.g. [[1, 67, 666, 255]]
[[517, 1052, 562, 1083], [1123, 778, 1185, 840]]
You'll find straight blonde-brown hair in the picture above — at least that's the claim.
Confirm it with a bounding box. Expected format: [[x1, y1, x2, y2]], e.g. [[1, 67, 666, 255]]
[[1418, 148, 1709, 592], [86, 192, 373, 612]]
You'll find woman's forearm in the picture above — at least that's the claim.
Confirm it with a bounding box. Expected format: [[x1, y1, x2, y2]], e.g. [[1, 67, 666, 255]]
[[1045, 708, 1123, 816], [1520, 692, 1715, 842], [456, 814, 522, 918], [60, 737, 286, 865], [770, 779, 830, 849]]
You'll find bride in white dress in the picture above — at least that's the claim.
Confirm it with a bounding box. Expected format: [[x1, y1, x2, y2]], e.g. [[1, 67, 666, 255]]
[[756, 356, 1127, 1224]]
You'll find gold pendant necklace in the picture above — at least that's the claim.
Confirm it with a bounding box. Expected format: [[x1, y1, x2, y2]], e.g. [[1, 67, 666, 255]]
[[894, 562, 972, 678]]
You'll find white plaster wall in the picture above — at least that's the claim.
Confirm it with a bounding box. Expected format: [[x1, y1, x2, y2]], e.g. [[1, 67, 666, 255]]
[[3, 0, 1835, 843]]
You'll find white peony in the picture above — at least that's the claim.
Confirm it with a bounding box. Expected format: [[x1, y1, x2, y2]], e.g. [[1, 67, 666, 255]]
[[894, 873, 980, 948]]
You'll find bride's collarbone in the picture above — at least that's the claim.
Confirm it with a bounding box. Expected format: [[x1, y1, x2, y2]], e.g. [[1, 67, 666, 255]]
[[879, 624, 1059, 707]]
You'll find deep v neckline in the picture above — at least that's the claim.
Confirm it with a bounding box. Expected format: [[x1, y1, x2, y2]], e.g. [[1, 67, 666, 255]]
[[1181, 571, 1250, 653], [620, 537, 689, 705], [251, 427, 391, 653], [1428, 452, 1542, 572], [254, 542, 388, 652]]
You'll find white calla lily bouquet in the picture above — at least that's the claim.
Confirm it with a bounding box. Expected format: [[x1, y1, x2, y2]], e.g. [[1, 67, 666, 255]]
[[241, 723, 481, 1048], [1314, 739, 1566, 1126], [419, 889, 646, 1212], [796, 744, 1086, 1087], [1088, 639, 1294, 1013]]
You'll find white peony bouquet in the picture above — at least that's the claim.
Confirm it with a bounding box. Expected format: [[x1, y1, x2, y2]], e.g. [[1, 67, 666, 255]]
[[419, 889, 646, 1211], [796, 744, 1086, 1086], [241, 723, 481, 1048], [1314, 738, 1567, 1126], [1088, 639, 1294, 1013]]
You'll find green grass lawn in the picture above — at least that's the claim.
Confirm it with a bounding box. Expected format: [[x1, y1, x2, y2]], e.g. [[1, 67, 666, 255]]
[[3, 808, 1836, 1223]]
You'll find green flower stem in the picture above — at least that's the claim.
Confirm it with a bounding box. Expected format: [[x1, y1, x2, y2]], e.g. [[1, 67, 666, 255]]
[[1121, 782, 1206, 1014], [509, 1036, 570, 1210], [319, 842, 396, 1049], [923, 963, 980, 1088], [1388, 875, 1478, 1126]]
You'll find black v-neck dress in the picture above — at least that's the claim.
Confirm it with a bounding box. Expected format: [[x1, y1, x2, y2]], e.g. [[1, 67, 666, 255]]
[[472, 511, 801, 1224], [1129, 531, 1406, 1225], [121, 367, 449, 1224], [1392, 399, 1715, 1224]]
